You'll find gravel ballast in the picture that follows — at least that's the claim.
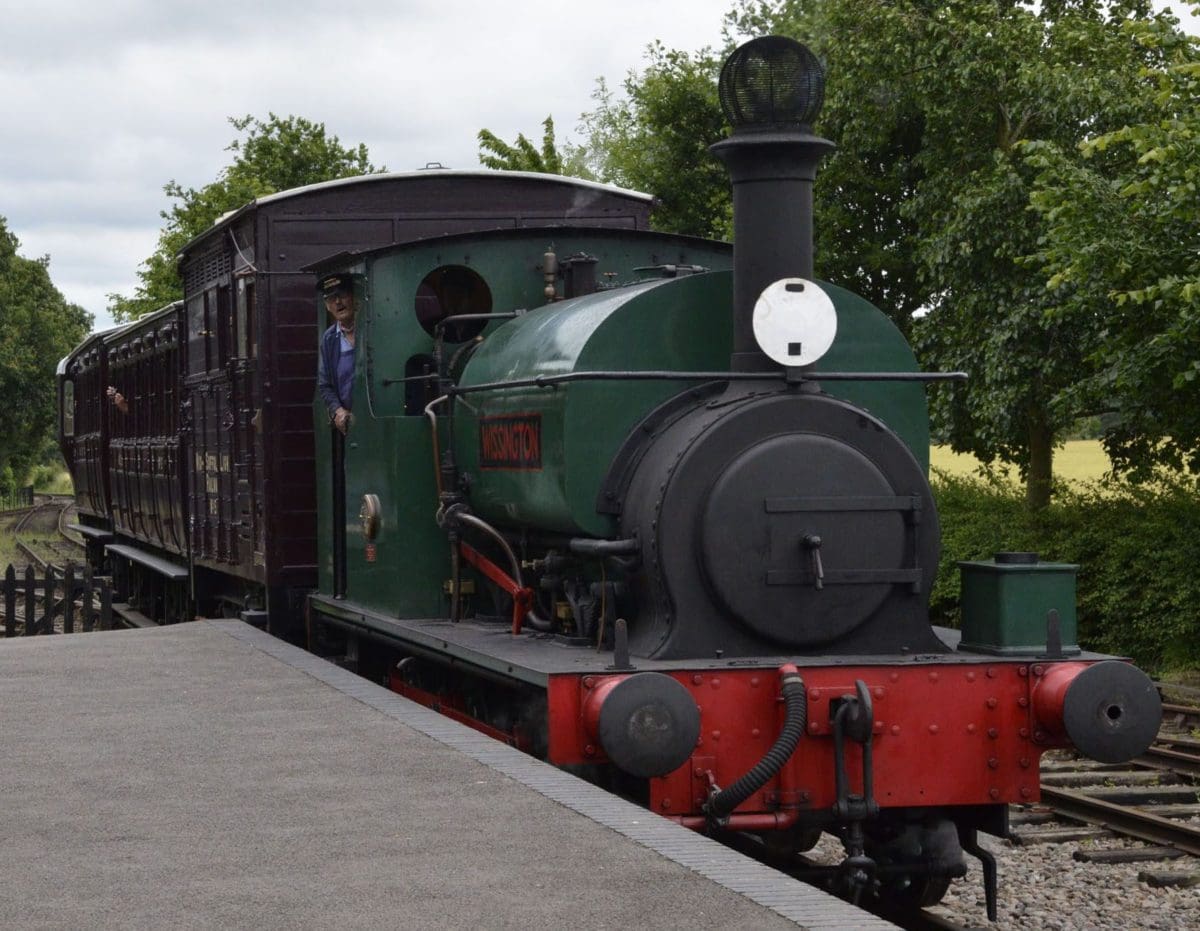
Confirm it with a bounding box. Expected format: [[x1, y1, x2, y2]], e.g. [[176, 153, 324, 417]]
[[806, 827, 1199, 929]]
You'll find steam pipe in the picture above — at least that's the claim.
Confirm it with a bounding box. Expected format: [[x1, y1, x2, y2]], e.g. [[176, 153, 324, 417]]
[[451, 369, 966, 396], [423, 395, 450, 499], [567, 537, 640, 556]]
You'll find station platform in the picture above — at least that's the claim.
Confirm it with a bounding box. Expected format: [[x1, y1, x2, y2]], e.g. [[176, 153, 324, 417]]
[[0, 621, 894, 930]]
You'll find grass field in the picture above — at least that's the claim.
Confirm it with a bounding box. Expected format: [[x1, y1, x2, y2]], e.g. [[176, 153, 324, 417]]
[[931, 440, 1112, 485]]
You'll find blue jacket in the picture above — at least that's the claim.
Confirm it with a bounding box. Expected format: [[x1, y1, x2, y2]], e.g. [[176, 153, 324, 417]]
[[317, 323, 353, 418]]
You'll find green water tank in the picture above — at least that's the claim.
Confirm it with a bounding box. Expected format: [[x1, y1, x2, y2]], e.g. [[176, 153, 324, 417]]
[[958, 552, 1080, 655]]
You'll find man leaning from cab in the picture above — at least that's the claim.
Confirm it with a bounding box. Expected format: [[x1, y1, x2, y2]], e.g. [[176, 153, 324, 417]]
[[317, 274, 356, 434]]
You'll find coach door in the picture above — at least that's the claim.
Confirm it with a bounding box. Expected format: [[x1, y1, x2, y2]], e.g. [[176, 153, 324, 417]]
[[185, 280, 238, 571], [231, 272, 264, 571]]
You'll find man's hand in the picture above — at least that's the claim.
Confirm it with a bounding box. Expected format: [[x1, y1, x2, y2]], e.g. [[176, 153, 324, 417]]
[[106, 385, 128, 414], [333, 407, 352, 434]]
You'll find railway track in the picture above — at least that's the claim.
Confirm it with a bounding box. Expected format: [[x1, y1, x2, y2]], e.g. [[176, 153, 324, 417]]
[[1161, 701, 1200, 732], [3, 496, 105, 635], [1010, 702, 1200, 889], [15, 536, 85, 573], [4, 496, 84, 572]]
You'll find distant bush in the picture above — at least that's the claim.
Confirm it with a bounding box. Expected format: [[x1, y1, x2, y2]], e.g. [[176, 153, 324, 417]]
[[0, 464, 16, 498], [27, 463, 72, 494], [28, 463, 57, 489], [931, 471, 1200, 673]]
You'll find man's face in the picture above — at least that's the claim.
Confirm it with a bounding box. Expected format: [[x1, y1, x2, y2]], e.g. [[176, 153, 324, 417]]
[[325, 289, 356, 327]]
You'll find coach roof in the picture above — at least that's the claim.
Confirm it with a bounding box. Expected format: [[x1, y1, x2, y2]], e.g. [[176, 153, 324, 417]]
[[176, 170, 656, 261]]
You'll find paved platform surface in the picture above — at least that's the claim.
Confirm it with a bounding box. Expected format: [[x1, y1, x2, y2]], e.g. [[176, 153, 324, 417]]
[[0, 621, 894, 930]]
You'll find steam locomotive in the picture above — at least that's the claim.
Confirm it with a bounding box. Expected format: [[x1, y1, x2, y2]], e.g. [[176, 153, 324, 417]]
[[60, 37, 1161, 915]]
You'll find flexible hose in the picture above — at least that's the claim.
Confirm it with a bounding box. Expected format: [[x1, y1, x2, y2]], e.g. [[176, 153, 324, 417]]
[[706, 668, 806, 822]]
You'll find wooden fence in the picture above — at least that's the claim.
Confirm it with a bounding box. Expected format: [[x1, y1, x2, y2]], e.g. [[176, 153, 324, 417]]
[[2, 564, 113, 636]]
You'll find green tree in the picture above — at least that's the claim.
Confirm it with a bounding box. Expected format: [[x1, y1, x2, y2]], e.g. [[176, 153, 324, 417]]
[[1025, 20, 1200, 479], [108, 114, 382, 321], [584, 0, 1192, 508], [578, 45, 732, 238], [477, 115, 591, 177], [0, 217, 92, 492], [724, 1, 929, 327], [577, 18, 927, 322], [886, 1, 1187, 509]]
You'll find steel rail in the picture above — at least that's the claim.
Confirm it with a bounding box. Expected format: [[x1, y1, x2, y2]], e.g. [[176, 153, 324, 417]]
[[15, 540, 48, 571], [1135, 743, 1200, 778], [13, 500, 49, 533], [1161, 702, 1200, 728], [1040, 785, 1200, 857]]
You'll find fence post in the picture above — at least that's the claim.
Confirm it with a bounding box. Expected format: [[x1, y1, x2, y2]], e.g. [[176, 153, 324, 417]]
[[3, 565, 14, 637], [23, 566, 35, 636], [42, 564, 55, 635], [63, 565, 75, 634], [82, 566, 95, 633]]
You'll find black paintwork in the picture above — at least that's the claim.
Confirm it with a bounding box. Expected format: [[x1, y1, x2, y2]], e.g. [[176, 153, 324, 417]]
[[310, 593, 1095, 689], [619, 383, 945, 659]]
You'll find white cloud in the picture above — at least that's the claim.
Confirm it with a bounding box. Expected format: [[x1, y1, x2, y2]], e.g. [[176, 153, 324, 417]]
[[2, 0, 1196, 335], [1, 0, 735, 331]]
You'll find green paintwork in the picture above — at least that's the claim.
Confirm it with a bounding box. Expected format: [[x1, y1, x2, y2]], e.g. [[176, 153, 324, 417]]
[[317, 230, 733, 618], [957, 558, 1080, 655], [314, 266, 448, 618], [314, 226, 932, 620], [814, 282, 931, 474], [454, 274, 930, 538], [455, 274, 734, 536]]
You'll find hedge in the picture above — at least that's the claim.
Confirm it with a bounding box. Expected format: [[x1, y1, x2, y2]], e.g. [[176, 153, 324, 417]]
[[930, 472, 1200, 673]]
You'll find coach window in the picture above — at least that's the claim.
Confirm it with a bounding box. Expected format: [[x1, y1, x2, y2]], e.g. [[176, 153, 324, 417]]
[[236, 277, 256, 359], [62, 380, 75, 438], [187, 294, 209, 375], [415, 265, 491, 342]]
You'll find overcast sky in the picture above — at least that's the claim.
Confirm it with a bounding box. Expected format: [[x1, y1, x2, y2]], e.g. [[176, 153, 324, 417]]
[[3, 1, 1197, 335], [1, 0, 738, 333]]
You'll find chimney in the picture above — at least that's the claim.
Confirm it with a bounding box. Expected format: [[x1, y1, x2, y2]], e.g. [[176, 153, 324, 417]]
[[709, 37, 835, 371]]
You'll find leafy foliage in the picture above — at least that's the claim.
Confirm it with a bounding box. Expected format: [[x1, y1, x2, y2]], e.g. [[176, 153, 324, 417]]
[[579, 1, 1198, 507], [0, 217, 92, 492], [477, 116, 591, 177], [932, 471, 1200, 671], [108, 114, 383, 321], [1025, 20, 1200, 479], [577, 44, 733, 238]]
